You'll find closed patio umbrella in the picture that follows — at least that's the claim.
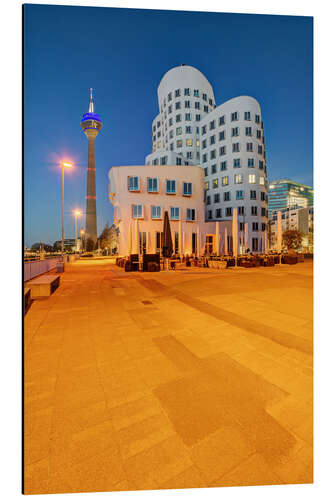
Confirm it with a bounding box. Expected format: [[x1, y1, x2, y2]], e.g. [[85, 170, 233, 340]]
[[162, 210, 173, 258], [232, 208, 238, 264], [277, 210, 282, 263], [265, 230, 268, 253], [224, 227, 228, 255], [178, 219, 182, 256], [134, 218, 139, 255], [196, 226, 200, 257], [127, 222, 132, 256], [244, 223, 249, 252], [215, 221, 220, 255]]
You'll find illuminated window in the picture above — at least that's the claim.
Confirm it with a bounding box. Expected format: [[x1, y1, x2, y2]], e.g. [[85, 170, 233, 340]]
[[148, 177, 159, 192], [186, 139, 192, 146], [157, 141, 161, 148], [132, 204, 143, 219], [235, 174, 243, 184], [222, 176, 229, 186], [249, 174, 256, 184], [176, 140, 182, 148], [205, 181, 209, 190], [151, 206, 161, 219], [259, 176, 265, 185], [128, 176, 140, 191], [196, 139, 200, 147], [212, 178, 218, 189]]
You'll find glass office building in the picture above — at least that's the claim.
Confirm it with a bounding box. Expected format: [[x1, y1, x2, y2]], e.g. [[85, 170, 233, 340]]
[[267, 179, 313, 218]]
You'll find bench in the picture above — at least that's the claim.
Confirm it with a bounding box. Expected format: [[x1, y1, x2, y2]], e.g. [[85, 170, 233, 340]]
[[24, 287, 32, 313], [27, 275, 60, 298]]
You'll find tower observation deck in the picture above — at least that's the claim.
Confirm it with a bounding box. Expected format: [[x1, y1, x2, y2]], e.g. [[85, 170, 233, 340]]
[[81, 89, 102, 248]]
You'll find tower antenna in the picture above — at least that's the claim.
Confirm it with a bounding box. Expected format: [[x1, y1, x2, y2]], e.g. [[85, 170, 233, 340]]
[[89, 88, 94, 113]]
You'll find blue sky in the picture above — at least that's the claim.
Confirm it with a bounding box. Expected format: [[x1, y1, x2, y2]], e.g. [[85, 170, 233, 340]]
[[24, 4, 313, 247]]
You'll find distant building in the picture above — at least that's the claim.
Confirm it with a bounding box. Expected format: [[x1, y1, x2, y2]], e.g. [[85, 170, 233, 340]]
[[53, 239, 76, 251], [269, 206, 314, 252], [267, 179, 313, 218]]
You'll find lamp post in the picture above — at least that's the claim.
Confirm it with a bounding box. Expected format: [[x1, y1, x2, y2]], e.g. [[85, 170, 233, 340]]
[[73, 210, 82, 253], [61, 161, 73, 258], [80, 229, 85, 252]]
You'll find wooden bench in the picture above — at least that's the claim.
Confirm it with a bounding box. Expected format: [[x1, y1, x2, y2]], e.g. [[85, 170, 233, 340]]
[[24, 287, 32, 313], [27, 275, 60, 298]]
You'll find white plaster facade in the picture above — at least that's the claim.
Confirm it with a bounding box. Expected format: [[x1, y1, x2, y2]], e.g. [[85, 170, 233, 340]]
[[144, 64, 268, 252], [108, 164, 231, 256]]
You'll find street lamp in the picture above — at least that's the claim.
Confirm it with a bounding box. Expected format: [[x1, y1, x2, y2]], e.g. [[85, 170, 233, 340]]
[[80, 229, 85, 252], [73, 210, 82, 253], [61, 161, 73, 258]]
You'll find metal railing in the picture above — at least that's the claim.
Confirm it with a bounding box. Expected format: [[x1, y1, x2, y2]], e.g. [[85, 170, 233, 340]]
[[24, 257, 62, 282]]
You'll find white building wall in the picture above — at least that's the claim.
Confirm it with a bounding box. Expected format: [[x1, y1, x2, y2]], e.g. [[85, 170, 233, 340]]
[[108, 164, 231, 256]]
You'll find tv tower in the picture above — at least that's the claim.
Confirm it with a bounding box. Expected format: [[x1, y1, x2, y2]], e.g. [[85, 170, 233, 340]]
[[80, 89, 102, 248]]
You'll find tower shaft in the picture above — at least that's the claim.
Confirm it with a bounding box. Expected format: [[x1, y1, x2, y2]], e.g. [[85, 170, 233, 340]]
[[85, 135, 97, 245]]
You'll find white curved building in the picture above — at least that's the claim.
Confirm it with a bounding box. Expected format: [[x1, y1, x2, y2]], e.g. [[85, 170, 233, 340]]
[[145, 64, 268, 252]]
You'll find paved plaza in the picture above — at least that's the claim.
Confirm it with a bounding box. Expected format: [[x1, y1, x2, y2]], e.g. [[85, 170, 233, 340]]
[[24, 259, 313, 494]]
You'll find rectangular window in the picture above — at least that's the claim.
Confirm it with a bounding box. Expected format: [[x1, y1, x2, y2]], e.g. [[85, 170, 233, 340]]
[[185, 100, 190, 108], [175, 101, 181, 110], [205, 181, 209, 190], [202, 153, 207, 163], [255, 114, 260, 124], [214, 193, 220, 203], [202, 93, 207, 101], [232, 143, 240, 152], [233, 158, 241, 168], [194, 89, 199, 97], [209, 120, 215, 130], [246, 142, 253, 152], [195, 101, 200, 109], [176, 127, 182, 136], [148, 177, 158, 192], [251, 206, 258, 216], [186, 208, 195, 221], [201, 126, 207, 136], [219, 130, 225, 141], [249, 174, 256, 184], [206, 195, 211, 205], [219, 115, 225, 126], [175, 89, 180, 97], [176, 139, 182, 148], [250, 190, 257, 199], [132, 204, 143, 219], [204, 167, 208, 176], [258, 145, 263, 154], [204, 105, 209, 113], [226, 207, 232, 217], [210, 150, 216, 159], [244, 111, 251, 120], [259, 176, 265, 185], [257, 130, 262, 139], [211, 164, 217, 174], [183, 182, 192, 196], [212, 178, 218, 189], [208, 210, 212, 220], [231, 112, 238, 121], [262, 223, 266, 231], [236, 190, 244, 200], [202, 139, 207, 149], [220, 146, 226, 156], [222, 176, 229, 186], [252, 238, 258, 251], [248, 158, 255, 167], [239, 222, 244, 231], [231, 127, 239, 136], [168, 92, 172, 101], [185, 126, 191, 133], [195, 114, 201, 121], [259, 161, 264, 169], [185, 113, 191, 121], [224, 192, 230, 201], [184, 88, 190, 96], [176, 157, 182, 165], [169, 118, 173, 126], [186, 138, 192, 146], [216, 208, 222, 218], [220, 161, 227, 171], [176, 114, 181, 122], [128, 176, 140, 191], [170, 207, 180, 220], [196, 139, 200, 146], [238, 206, 245, 215], [234, 174, 243, 184], [166, 179, 176, 194], [151, 205, 161, 219], [245, 127, 252, 136], [261, 192, 266, 201], [252, 222, 259, 231], [209, 98, 213, 106], [210, 135, 215, 145], [170, 143, 174, 151]]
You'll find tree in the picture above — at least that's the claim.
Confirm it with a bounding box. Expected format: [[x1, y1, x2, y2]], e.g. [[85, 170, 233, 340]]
[[85, 238, 96, 252], [98, 224, 119, 254], [282, 229, 303, 251]]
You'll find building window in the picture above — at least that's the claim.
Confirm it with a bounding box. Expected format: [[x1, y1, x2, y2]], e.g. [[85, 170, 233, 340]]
[[235, 173, 243, 184], [210, 150, 216, 159], [211, 164, 217, 174], [261, 208, 266, 217], [132, 204, 143, 219], [151, 205, 161, 219], [262, 223, 266, 231], [220, 146, 226, 156], [222, 176, 229, 186], [210, 135, 216, 145], [226, 207, 232, 217], [176, 127, 182, 136], [245, 127, 252, 136], [257, 130, 262, 139], [259, 176, 265, 185], [232, 143, 240, 152], [176, 157, 182, 165], [202, 125, 207, 135], [195, 101, 200, 109], [214, 193, 220, 203], [202, 154, 207, 163], [219, 115, 225, 126], [186, 138, 192, 146], [176, 114, 181, 122], [238, 206, 245, 215], [246, 142, 253, 152], [208, 210, 212, 219], [261, 192, 266, 201], [202, 93, 207, 101], [185, 100, 190, 108], [185, 126, 191, 134], [209, 98, 213, 106], [166, 180, 176, 194], [252, 237, 258, 251], [196, 139, 200, 147], [219, 130, 225, 141], [220, 161, 227, 171], [203, 105, 209, 113], [194, 89, 199, 97], [157, 121, 160, 128], [251, 206, 258, 215], [168, 92, 172, 102], [212, 178, 218, 189], [231, 127, 239, 137], [248, 158, 255, 167], [176, 139, 182, 148], [205, 181, 209, 190], [161, 156, 167, 165], [216, 208, 222, 218], [175, 101, 181, 111], [170, 207, 180, 220], [231, 112, 238, 121], [233, 158, 241, 168], [202, 139, 207, 149], [255, 114, 260, 124], [147, 177, 159, 193], [184, 88, 190, 96], [128, 176, 140, 191], [186, 208, 196, 221], [249, 174, 256, 184], [209, 120, 215, 130], [183, 182, 192, 196], [244, 111, 251, 120], [195, 114, 201, 121], [236, 190, 244, 200], [175, 89, 181, 97], [185, 113, 191, 121], [258, 145, 263, 154], [206, 195, 211, 205], [259, 160, 264, 169], [169, 118, 173, 126], [250, 190, 257, 200], [170, 143, 174, 151], [252, 222, 259, 231], [157, 131, 161, 138], [204, 167, 208, 176], [224, 191, 230, 201]]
